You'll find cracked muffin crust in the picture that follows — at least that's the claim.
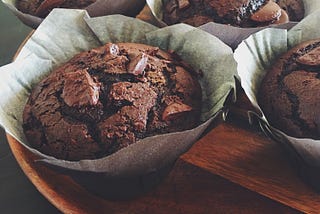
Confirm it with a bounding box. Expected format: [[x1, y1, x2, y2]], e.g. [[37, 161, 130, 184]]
[[258, 39, 320, 139], [163, 0, 303, 27], [16, 0, 96, 18], [22, 43, 202, 161]]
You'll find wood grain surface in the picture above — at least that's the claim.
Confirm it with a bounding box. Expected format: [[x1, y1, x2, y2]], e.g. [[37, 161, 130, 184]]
[[182, 119, 320, 214]]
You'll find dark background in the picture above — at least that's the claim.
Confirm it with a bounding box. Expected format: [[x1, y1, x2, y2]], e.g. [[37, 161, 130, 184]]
[[0, 2, 59, 213]]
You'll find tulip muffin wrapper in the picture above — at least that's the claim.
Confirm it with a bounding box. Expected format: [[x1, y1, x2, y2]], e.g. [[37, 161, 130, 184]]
[[0, 9, 237, 177], [234, 9, 320, 170], [146, 0, 320, 49], [2, 0, 146, 28]]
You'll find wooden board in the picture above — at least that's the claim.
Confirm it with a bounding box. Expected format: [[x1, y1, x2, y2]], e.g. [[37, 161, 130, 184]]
[[181, 120, 320, 213]]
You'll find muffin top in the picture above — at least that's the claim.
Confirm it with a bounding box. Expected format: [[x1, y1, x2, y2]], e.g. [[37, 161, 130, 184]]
[[163, 0, 303, 27], [258, 39, 320, 139], [23, 43, 202, 160], [16, 0, 96, 18]]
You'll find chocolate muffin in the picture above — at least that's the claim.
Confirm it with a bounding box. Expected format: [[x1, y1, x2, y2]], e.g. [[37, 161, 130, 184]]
[[163, 0, 303, 27], [22, 43, 202, 161], [258, 39, 320, 139], [16, 0, 96, 18]]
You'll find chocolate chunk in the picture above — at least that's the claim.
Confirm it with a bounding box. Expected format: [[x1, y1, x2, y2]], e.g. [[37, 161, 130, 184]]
[[178, 0, 190, 10], [109, 43, 120, 56], [273, 9, 289, 24], [162, 102, 193, 121], [297, 46, 320, 66], [62, 70, 100, 107], [250, 1, 282, 23], [127, 53, 148, 76]]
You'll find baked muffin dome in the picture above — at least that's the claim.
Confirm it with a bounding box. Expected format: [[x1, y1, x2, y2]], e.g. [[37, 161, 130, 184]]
[[163, 0, 303, 27], [258, 39, 320, 139], [23, 43, 202, 160], [16, 0, 96, 18]]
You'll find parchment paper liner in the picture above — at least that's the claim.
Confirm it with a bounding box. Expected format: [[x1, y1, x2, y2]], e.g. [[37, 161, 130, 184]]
[[146, 0, 320, 49], [0, 9, 236, 178], [234, 9, 320, 190], [2, 0, 146, 28]]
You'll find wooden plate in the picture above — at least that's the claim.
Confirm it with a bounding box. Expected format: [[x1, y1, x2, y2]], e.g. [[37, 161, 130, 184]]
[[7, 5, 320, 214], [7, 118, 315, 214]]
